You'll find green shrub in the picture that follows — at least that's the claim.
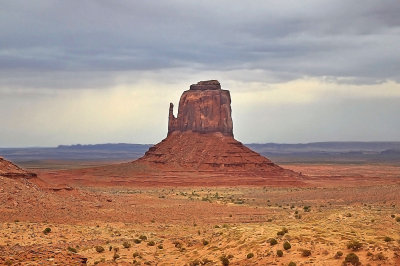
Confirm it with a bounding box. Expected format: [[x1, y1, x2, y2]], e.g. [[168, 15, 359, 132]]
[[334, 251, 343, 259], [246, 252, 254, 259], [303, 206, 311, 212], [123, 241, 131, 248], [147, 240, 155, 246], [269, 238, 278, 246], [344, 253, 359, 265], [347, 240, 362, 251], [301, 249, 311, 257], [283, 241, 291, 250], [95, 246, 105, 253], [277, 250, 283, 257], [43, 227, 51, 234], [67, 246, 77, 253]]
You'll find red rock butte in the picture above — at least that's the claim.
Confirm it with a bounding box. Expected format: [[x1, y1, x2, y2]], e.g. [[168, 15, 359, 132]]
[[47, 80, 304, 186]]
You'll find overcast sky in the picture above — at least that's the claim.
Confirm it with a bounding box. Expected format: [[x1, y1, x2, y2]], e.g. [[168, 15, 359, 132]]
[[1, 0, 399, 147]]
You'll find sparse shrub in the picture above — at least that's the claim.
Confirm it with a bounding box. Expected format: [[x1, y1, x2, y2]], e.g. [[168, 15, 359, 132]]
[[391, 214, 395, 218], [375, 252, 386, 260], [5, 260, 13, 266], [283, 241, 291, 250], [158, 244, 163, 249], [303, 206, 311, 212], [384, 236, 392, 242], [366, 251, 373, 256], [43, 227, 51, 234], [190, 259, 202, 266], [301, 249, 311, 257], [345, 213, 352, 217], [277, 250, 283, 257], [109, 246, 112, 251], [396, 217, 400, 222], [133, 251, 140, 258], [139, 235, 147, 241], [67, 246, 77, 253], [95, 246, 105, 253], [247, 252, 254, 259], [123, 241, 131, 248], [344, 253, 359, 265], [173, 241, 182, 249], [147, 240, 155, 246], [202, 239, 209, 246], [334, 251, 343, 259], [113, 253, 120, 261], [269, 238, 278, 246], [133, 239, 141, 244], [277, 230, 285, 236], [220, 255, 230, 266], [288, 262, 296, 266], [347, 240, 362, 251]]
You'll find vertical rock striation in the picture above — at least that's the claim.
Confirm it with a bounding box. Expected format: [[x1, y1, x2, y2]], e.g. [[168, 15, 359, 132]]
[[168, 80, 233, 136]]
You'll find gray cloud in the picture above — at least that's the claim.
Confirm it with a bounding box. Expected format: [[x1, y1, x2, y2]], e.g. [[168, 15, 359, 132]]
[[1, 0, 400, 89]]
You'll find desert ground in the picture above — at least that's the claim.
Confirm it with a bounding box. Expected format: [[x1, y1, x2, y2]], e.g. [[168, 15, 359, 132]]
[[1, 161, 400, 265]]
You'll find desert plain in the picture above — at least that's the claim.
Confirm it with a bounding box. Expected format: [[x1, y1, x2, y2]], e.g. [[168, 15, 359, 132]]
[[1, 160, 400, 266]]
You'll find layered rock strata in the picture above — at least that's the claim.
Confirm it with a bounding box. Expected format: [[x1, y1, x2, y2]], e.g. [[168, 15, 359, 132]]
[[0, 157, 37, 179]]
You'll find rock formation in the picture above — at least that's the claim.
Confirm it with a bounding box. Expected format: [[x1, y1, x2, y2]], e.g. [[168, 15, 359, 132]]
[[136, 80, 302, 183], [168, 80, 233, 136], [0, 157, 36, 179]]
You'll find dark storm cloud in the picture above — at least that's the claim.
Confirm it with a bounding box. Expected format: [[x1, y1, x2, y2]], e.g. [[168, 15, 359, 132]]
[[1, 0, 400, 90]]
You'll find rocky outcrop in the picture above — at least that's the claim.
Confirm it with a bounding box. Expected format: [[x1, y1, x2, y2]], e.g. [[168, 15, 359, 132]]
[[0, 157, 36, 179], [168, 80, 233, 136]]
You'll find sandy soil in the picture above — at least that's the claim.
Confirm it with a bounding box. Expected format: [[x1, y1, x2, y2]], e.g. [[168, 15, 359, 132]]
[[1, 163, 400, 265]]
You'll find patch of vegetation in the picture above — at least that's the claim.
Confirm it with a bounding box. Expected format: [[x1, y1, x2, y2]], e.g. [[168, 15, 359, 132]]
[[375, 252, 386, 260], [277, 250, 283, 257], [220, 255, 230, 266], [113, 253, 120, 261], [396, 216, 400, 222], [347, 240, 362, 251], [43, 227, 51, 235], [283, 241, 291, 250], [123, 241, 131, 248], [132, 252, 141, 258], [147, 240, 155, 246], [67, 246, 77, 253], [173, 241, 182, 249], [133, 239, 141, 244], [334, 251, 343, 259], [202, 239, 209, 246], [301, 249, 311, 257], [344, 253, 359, 265], [303, 206, 311, 212], [139, 235, 147, 241], [246, 253, 254, 259], [288, 262, 296, 266], [95, 246, 105, 253], [269, 238, 278, 246], [383, 236, 393, 242], [157, 244, 163, 249]]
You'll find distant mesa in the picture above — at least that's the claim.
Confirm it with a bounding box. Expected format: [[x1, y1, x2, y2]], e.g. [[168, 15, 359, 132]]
[[0, 157, 37, 179]]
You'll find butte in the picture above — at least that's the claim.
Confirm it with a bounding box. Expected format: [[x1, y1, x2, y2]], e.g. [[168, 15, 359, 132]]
[[54, 80, 304, 187]]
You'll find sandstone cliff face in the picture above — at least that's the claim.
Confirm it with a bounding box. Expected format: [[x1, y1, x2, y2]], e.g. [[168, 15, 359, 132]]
[[168, 80, 233, 136]]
